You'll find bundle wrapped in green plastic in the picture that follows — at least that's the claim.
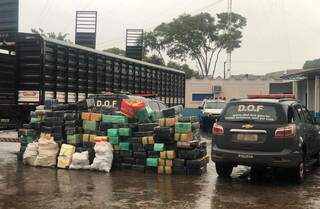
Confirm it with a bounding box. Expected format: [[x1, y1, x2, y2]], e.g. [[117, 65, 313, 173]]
[[82, 120, 97, 131], [154, 143, 165, 152], [150, 111, 158, 123], [119, 128, 131, 136], [18, 129, 38, 137], [20, 136, 34, 143], [109, 136, 119, 145], [107, 129, 118, 137], [30, 117, 40, 123], [67, 134, 82, 145], [102, 115, 128, 124], [119, 142, 130, 151], [147, 158, 158, 167], [175, 122, 192, 133], [134, 108, 149, 123]]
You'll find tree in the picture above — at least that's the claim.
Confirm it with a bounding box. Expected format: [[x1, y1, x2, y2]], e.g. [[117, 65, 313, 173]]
[[167, 61, 200, 79], [303, 58, 320, 69], [143, 54, 165, 66], [144, 12, 246, 77], [31, 28, 71, 42], [103, 47, 126, 56], [144, 31, 165, 60]]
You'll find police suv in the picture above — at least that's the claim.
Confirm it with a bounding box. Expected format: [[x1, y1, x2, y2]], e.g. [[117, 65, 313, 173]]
[[212, 95, 320, 183]]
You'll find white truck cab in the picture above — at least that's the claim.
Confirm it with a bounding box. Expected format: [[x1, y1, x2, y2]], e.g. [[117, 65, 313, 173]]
[[199, 99, 227, 130], [201, 99, 226, 116]]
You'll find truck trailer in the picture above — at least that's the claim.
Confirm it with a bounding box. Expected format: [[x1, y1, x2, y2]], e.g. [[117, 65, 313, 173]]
[[0, 32, 185, 129]]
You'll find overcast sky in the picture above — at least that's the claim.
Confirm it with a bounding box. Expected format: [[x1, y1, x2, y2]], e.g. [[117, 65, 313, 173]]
[[19, 0, 320, 77]]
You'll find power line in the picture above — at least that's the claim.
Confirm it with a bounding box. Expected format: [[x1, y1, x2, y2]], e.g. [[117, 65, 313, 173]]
[[38, 0, 51, 27], [191, 0, 225, 14]]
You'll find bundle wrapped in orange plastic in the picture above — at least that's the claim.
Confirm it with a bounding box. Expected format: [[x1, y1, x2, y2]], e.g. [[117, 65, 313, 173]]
[[81, 112, 102, 121], [94, 136, 108, 143], [120, 99, 145, 118], [82, 134, 97, 143]]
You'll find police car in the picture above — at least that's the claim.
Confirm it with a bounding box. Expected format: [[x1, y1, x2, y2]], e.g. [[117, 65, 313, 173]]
[[211, 94, 320, 183]]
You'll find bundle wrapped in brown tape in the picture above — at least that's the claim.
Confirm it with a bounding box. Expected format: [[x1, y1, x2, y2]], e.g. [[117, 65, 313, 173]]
[[159, 117, 177, 127], [160, 150, 176, 160], [81, 112, 91, 120], [157, 166, 172, 175], [158, 159, 173, 167], [142, 136, 154, 145], [174, 133, 193, 142], [81, 112, 102, 121]]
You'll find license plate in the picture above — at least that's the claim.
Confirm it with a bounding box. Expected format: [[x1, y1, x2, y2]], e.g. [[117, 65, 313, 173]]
[[237, 134, 258, 142], [238, 154, 254, 159]]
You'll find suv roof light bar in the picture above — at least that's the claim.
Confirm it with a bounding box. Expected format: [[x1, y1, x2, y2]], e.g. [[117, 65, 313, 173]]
[[248, 94, 295, 99]]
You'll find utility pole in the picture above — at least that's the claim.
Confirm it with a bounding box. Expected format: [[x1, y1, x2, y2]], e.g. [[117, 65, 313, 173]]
[[223, 61, 226, 79], [226, 0, 232, 78]]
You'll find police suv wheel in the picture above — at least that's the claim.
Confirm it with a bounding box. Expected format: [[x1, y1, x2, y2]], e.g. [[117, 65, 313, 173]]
[[216, 163, 233, 177], [292, 160, 305, 184], [315, 153, 320, 166]]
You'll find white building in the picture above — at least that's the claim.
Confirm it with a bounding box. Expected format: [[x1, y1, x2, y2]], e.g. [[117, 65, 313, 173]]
[[185, 72, 293, 108], [283, 68, 320, 114]]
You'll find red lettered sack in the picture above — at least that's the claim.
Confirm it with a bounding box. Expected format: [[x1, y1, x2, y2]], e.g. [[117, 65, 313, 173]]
[[121, 99, 145, 118]]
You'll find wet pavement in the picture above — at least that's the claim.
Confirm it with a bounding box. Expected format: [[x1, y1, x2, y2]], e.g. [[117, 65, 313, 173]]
[[1, 134, 320, 209]]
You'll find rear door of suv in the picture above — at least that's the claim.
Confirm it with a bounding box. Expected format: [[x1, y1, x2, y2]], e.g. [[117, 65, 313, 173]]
[[300, 106, 318, 155], [216, 101, 288, 152]]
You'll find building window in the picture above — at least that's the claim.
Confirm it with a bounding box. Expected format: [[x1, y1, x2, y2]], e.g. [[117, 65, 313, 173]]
[[192, 93, 213, 101]]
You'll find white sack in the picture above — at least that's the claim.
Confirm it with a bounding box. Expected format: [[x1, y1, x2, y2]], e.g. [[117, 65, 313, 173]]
[[91, 142, 113, 172], [23, 142, 39, 166], [34, 134, 59, 167], [69, 151, 90, 170]]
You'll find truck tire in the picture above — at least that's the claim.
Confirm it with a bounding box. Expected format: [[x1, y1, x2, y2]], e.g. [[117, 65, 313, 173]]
[[215, 163, 233, 178]]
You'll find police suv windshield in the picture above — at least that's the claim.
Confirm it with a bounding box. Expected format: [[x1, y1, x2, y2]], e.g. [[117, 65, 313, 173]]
[[221, 103, 286, 123], [205, 101, 226, 109]]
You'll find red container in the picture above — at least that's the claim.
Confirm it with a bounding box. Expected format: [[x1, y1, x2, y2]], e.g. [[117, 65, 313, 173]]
[[120, 99, 145, 118]]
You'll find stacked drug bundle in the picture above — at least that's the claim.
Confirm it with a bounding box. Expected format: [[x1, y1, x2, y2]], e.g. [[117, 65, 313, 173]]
[[174, 117, 209, 175]]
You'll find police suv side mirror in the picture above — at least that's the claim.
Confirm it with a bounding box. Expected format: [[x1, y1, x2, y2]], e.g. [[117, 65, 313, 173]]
[[198, 106, 203, 110]]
